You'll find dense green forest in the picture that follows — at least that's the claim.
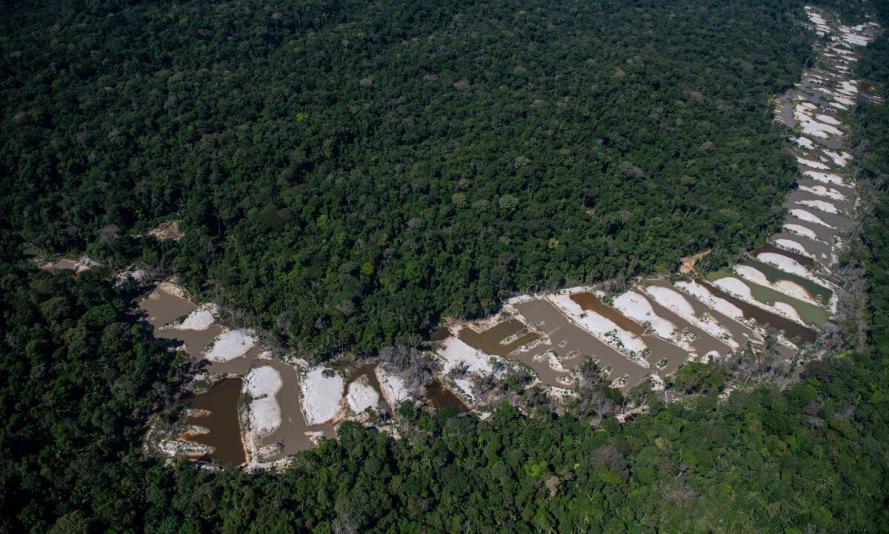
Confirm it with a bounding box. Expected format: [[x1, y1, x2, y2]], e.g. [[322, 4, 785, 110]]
[[3, 132, 889, 531], [3, 1, 889, 532], [1, 0, 812, 355]]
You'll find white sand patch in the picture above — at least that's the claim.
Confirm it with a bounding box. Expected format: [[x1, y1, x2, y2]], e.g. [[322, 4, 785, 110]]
[[174, 304, 217, 331], [613, 291, 675, 336], [115, 268, 147, 285], [774, 239, 813, 258], [714, 275, 811, 323], [734, 265, 813, 303], [795, 136, 816, 150], [506, 294, 535, 305], [790, 209, 833, 228], [675, 281, 744, 322], [643, 286, 737, 349], [757, 253, 810, 278], [814, 114, 841, 126], [244, 366, 283, 397], [821, 149, 849, 167], [244, 366, 283, 436], [649, 374, 665, 392], [548, 294, 647, 355], [72, 256, 100, 273], [454, 378, 476, 401], [774, 280, 815, 303], [799, 185, 846, 201], [545, 386, 576, 401], [797, 156, 829, 170], [346, 378, 380, 414], [205, 329, 256, 362], [734, 265, 770, 287], [806, 9, 828, 30], [300, 367, 345, 425], [761, 250, 835, 293], [783, 223, 818, 240], [375, 366, 411, 410], [613, 291, 693, 350], [797, 199, 838, 214], [644, 286, 694, 316], [439, 336, 496, 375], [844, 33, 870, 46], [713, 277, 753, 301], [773, 302, 804, 323], [832, 94, 856, 107], [159, 439, 212, 458], [795, 105, 844, 138]]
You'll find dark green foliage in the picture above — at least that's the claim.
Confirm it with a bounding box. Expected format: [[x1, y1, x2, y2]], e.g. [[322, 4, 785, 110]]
[[2, 1, 889, 533], [2, 259, 888, 532], [0, 252, 187, 531], [1, 0, 812, 355]]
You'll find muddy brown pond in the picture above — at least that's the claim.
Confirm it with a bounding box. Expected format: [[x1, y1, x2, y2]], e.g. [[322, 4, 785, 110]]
[[426, 380, 468, 412], [139, 285, 332, 464], [180, 378, 246, 465], [458, 319, 540, 357], [570, 291, 691, 376]]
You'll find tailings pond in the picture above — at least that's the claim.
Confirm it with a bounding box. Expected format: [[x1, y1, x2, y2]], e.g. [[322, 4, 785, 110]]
[[180, 378, 245, 465]]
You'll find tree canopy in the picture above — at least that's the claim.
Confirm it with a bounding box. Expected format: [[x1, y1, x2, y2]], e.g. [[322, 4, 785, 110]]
[[2, 0, 812, 355], [2, 1, 889, 532]]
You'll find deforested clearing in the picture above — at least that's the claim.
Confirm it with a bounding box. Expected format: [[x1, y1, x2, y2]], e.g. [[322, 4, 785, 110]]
[[299, 368, 344, 425], [205, 329, 256, 362], [675, 281, 744, 322], [375, 366, 411, 411], [734, 266, 814, 303], [643, 285, 737, 348], [453, 377, 477, 401], [613, 291, 671, 335], [148, 220, 184, 241], [346, 377, 380, 415], [438, 335, 497, 375], [613, 291, 683, 342]]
